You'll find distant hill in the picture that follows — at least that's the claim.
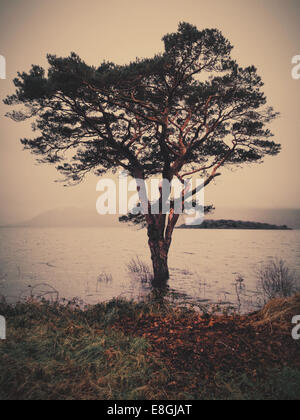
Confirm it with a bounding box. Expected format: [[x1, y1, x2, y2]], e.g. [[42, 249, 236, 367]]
[[178, 219, 291, 230], [3, 207, 120, 228]]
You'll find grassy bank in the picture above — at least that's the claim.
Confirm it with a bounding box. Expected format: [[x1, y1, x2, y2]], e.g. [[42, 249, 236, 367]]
[[0, 295, 300, 400]]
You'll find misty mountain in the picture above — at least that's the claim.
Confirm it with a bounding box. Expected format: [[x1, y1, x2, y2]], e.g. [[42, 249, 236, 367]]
[[6, 207, 120, 228]]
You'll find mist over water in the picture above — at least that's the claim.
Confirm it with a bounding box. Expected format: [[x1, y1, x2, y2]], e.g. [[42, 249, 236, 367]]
[[0, 226, 299, 313]]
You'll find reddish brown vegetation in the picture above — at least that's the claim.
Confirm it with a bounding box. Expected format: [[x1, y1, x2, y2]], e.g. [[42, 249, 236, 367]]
[[114, 308, 300, 383]]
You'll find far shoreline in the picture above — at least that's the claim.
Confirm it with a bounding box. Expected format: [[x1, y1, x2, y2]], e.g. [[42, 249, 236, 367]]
[[178, 219, 292, 230], [0, 219, 294, 230]]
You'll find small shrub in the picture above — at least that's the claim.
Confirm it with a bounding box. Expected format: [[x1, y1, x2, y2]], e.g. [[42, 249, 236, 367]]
[[257, 259, 299, 303]]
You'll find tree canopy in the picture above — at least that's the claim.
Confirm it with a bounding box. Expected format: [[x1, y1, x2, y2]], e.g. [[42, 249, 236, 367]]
[[5, 22, 280, 188]]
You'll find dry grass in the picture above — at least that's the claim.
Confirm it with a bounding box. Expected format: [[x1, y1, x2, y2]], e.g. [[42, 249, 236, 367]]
[[256, 293, 300, 329]]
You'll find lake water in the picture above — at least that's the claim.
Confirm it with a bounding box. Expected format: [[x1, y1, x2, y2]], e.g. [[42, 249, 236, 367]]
[[0, 227, 299, 313]]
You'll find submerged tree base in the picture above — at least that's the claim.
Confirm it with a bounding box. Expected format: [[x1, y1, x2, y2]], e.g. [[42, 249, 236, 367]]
[[0, 295, 299, 400]]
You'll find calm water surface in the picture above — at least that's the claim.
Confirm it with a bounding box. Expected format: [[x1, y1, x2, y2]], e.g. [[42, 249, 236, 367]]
[[0, 227, 299, 313]]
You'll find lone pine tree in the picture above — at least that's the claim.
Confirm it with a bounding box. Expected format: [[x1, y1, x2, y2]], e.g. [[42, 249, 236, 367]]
[[5, 23, 280, 285]]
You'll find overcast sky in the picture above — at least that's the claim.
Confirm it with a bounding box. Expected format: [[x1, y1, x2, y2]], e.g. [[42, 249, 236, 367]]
[[0, 0, 299, 224]]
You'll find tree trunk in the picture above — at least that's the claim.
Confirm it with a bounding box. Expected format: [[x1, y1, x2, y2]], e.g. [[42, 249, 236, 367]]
[[146, 212, 180, 287], [136, 174, 181, 288], [147, 220, 169, 287], [149, 240, 170, 287]]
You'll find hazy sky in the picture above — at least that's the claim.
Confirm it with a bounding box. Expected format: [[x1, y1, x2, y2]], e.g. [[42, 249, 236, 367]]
[[0, 0, 299, 224]]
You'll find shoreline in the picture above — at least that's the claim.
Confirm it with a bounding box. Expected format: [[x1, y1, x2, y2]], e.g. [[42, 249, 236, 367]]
[[0, 295, 299, 400]]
